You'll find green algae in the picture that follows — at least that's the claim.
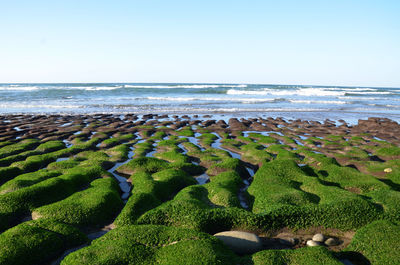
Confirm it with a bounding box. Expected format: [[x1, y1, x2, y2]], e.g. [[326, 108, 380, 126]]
[[0, 219, 87, 265], [61, 225, 237, 265]]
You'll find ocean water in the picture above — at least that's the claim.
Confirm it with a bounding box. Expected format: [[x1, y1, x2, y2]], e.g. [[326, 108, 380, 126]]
[[0, 83, 399, 123]]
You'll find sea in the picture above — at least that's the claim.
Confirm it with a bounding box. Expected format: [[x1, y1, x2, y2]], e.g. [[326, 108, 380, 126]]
[[1, 83, 400, 124]]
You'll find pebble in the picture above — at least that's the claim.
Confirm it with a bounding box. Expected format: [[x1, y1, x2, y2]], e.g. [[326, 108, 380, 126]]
[[324, 237, 339, 246], [306, 240, 323, 247], [312, 233, 325, 242]]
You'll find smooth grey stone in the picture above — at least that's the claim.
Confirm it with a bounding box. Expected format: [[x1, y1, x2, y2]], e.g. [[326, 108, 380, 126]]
[[312, 233, 325, 242], [214, 231, 263, 254], [325, 237, 339, 246]]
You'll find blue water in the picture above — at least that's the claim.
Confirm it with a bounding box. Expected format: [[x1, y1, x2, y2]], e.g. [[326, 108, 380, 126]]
[[0, 83, 399, 123]]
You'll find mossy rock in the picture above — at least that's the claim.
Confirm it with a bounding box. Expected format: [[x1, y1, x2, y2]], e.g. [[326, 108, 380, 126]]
[[0, 166, 103, 231], [169, 162, 205, 176], [0, 139, 40, 159], [105, 144, 131, 162], [47, 159, 79, 171], [247, 159, 381, 229], [198, 133, 218, 147], [244, 246, 342, 265], [177, 127, 195, 137], [375, 146, 400, 159], [205, 171, 243, 208], [0, 170, 61, 194], [206, 158, 250, 177], [116, 157, 169, 175], [32, 178, 123, 226], [115, 169, 196, 226], [61, 225, 238, 265], [35, 140, 66, 153], [137, 185, 258, 233], [0, 219, 87, 265], [345, 220, 400, 265], [248, 133, 278, 144], [0, 166, 22, 186]]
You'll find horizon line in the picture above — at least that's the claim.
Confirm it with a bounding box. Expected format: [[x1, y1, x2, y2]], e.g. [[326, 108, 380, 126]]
[[0, 81, 399, 89]]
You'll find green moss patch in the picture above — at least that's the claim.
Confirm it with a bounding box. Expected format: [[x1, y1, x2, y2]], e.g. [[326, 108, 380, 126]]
[[0, 219, 87, 265], [0, 170, 61, 194], [245, 246, 342, 265], [116, 157, 169, 175], [0, 166, 103, 231], [247, 159, 381, 229], [61, 225, 237, 265], [32, 177, 123, 226], [115, 169, 196, 226], [345, 220, 400, 265], [0, 139, 40, 159]]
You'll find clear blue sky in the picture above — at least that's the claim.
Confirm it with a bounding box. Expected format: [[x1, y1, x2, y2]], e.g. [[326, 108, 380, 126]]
[[1, 0, 399, 87]]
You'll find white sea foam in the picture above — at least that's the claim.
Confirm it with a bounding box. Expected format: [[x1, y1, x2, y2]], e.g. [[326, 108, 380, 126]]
[[0, 86, 41, 91], [227, 87, 346, 97], [0, 85, 122, 91], [345, 91, 393, 95], [0, 103, 80, 109], [322, 87, 378, 92], [145, 96, 279, 103], [84, 86, 122, 91], [124, 84, 247, 89], [367, 103, 400, 108], [289, 100, 347, 105]]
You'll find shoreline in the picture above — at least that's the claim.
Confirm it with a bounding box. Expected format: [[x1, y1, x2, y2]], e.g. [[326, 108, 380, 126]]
[[2, 110, 400, 125]]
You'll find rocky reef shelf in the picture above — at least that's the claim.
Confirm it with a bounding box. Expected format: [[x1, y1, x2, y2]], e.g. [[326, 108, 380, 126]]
[[0, 114, 399, 265]]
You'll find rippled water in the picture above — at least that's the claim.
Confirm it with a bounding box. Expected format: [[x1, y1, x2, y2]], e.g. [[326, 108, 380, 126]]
[[1, 83, 399, 122]]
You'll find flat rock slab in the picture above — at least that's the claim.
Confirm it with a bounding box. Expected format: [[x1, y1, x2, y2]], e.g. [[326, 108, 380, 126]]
[[214, 231, 262, 255]]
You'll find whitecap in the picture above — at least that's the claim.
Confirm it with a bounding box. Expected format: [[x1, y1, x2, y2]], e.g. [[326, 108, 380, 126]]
[[84, 86, 122, 91], [0, 103, 81, 109], [145, 96, 279, 103], [227, 88, 345, 97], [0, 86, 41, 91], [289, 100, 347, 105], [345, 91, 393, 95], [124, 84, 247, 89]]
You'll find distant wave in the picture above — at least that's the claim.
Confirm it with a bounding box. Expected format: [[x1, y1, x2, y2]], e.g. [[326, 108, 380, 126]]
[[227, 88, 346, 97], [289, 100, 347, 105], [84, 86, 122, 91], [124, 84, 247, 89], [0, 103, 81, 109], [0, 83, 399, 119], [154, 107, 328, 112], [344, 91, 394, 95], [0, 85, 123, 91], [0, 86, 41, 91], [145, 96, 284, 103]]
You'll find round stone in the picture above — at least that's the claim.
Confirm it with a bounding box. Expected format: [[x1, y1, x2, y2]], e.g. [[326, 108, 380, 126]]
[[312, 233, 325, 242], [214, 231, 263, 255], [324, 237, 339, 246], [306, 240, 323, 247]]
